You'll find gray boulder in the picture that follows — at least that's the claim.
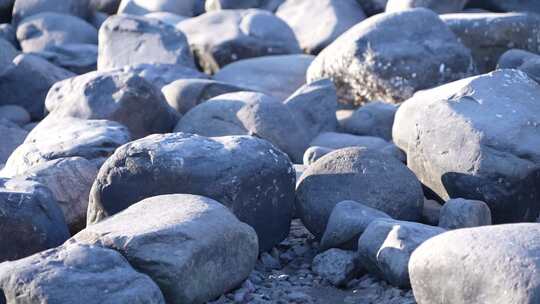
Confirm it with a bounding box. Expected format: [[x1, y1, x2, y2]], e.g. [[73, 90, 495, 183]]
[[0, 24, 17, 47], [87, 133, 295, 252], [422, 198, 442, 226], [276, 0, 366, 54], [12, 0, 91, 25], [0, 178, 69, 262], [339, 102, 397, 141], [466, 0, 540, 14], [33, 43, 98, 74], [162, 79, 248, 114], [177, 9, 301, 73], [358, 219, 445, 287], [0, 53, 75, 119], [442, 12, 540, 73], [357, 0, 388, 16], [206, 0, 284, 12], [0, 105, 30, 126], [118, 0, 204, 17], [214, 54, 313, 101], [303, 146, 334, 166], [98, 14, 195, 71], [0, 36, 17, 67], [393, 69, 540, 223], [117, 63, 209, 89], [439, 198, 492, 229], [307, 8, 475, 106], [320, 200, 392, 251], [0, 242, 165, 303], [410, 223, 540, 304], [76, 194, 258, 304], [0, 119, 27, 164], [386, 0, 468, 14], [16, 12, 97, 53], [144, 11, 187, 26], [498, 49, 540, 83], [312, 249, 361, 287], [44, 69, 178, 139], [296, 147, 424, 238]]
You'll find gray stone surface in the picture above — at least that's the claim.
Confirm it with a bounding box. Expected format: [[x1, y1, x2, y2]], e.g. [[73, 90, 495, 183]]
[[118, 0, 204, 17], [206, 0, 284, 12], [12, 0, 91, 25], [339, 102, 397, 141], [76, 194, 258, 304], [33, 43, 98, 74], [117, 63, 209, 89], [312, 249, 361, 287], [0, 105, 30, 126], [438, 198, 492, 229], [498, 49, 540, 83], [386, 0, 468, 14], [466, 0, 540, 14], [0, 119, 27, 164]]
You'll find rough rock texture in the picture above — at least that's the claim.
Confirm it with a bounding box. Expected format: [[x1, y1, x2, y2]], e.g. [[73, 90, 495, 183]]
[[87, 133, 295, 252], [118, 0, 204, 17], [386, 0, 468, 14], [0, 178, 69, 262], [358, 219, 445, 287], [307, 8, 475, 106], [442, 12, 540, 73], [98, 14, 195, 71], [312, 249, 361, 287], [393, 69, 540, 223], [117, 63, 209, 89], [320, 200, 392, 251], [12, 0, 91, 25], [76, 194, 258, 304], [296, 147, 424, 238], [0, 242, 165, 303], [32, 43, 98, 74], [276, 0, 366, 54], [44, 69, 178, 139], [339, 102, 397, 141], [410, 224, 540, 304], [498, 49, 540, 83], [0, 119, 27, 164], [177, 9, 301, 73], [438, 198, 492, 229], [213, 54, 313, 101]]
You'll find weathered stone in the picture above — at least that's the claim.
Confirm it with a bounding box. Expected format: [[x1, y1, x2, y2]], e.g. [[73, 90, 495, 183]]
[[438, 198, 492, 229]]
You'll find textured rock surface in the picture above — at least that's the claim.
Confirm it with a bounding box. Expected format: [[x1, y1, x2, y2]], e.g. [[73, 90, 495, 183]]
[[438, 198, 492, 229]]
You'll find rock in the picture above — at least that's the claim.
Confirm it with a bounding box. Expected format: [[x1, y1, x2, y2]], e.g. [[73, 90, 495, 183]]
[[2, 118, 130, 177], [358, 219, 445, 287], [393, 69, 540, 223], [89, 0, 121, 14], [175, 91, 315, 163], [44, 69, 178, 139], [87, 133, 295, 252], [312, 249, 361, 287], [33, 43, 98, 74], [309, 132, 405, 161], [0, 242, 165, 303], [438, 198, 492, 229], [466, 0, 540, 14], [320, 200, 392, 251], [16, 12, 98, 53], [214, 54, 313, 101], [307, 8, 475, 106], [0, 23, 17, 47], [177, 9, 301, 73], [118, 0, 204, 17], [144, 11, 187, 26], [442, 12, 540, 73], [0, 119, 27, 164], [0, 0, 13, 23], [498, 49, 540, 83], [303, 146, 334, 166], [162, 79, 248, 114], [0, 36, 17, 67], [357, 0, 388, 16], [0, 105, 30, 126], [118, 63, 209, 89], [276, 0, 366, 54], [338, 102, 397, 141], [0, 178, 69, 262], [260, 252, 281, 270], [206, 0, 284, 12], [0, 53, 75, 119], [422, 199, 442, 226], [76, 194, 258, 304], [409, 223, 540, 304], [386, 0, 468, 14], [12, 0, 91, 25], [296, 147, 424, 238], [98, 14, 195, 71]]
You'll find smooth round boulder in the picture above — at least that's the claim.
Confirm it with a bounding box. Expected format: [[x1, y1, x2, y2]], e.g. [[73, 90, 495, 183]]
[[0, 119, 27, 164], [307, 8, 475, 106], [438, 198, 492, 229], [339, 102, 397, 140], [410, 224, 540, 304], [12, 0, 91, 25], [0, 105, 30, 126], [33, 43, 98, 74], [296, 147, 424, 238], [118, 0, 204, 17], [498, 49, 540, 83], [87, 133, 296, 252], [116, 63, 209, 89]]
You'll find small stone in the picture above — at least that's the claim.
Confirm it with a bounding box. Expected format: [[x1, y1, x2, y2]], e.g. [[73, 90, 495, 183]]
[[439, 198, 492, 229], [312, 249, 361, 287]]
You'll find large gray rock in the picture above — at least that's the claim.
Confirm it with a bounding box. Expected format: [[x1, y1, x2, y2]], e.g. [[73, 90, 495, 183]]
[[118, 0, 204, 17], [0, 242, 165, 303], [213, 54, 313, 101], [12, 0, 91, 25], [144, 11, 187, 26], [0, 53, 75, 119], [162, 79, 248, 114], [0, 119, 27, 164], [296, 147, 424, 238], [393, 69, 540, 223], [312, 249, 361, 287], [386, 0, 468, 14], [320, 200, 392, 251], [44, 69, 178, 139], [438, 198, 492, 229], [16, 12, 98, 53], [87, 133, 295, 252], [0, 24, 17, 48], [0, 36, 17, 68], [307, 8, 475, 106], [276, 0, 366, 54], [442, 12, 540, 73], [410, 223, 540, 304], [357, 0, 388, 16], [117, 63, 209, 89], [498, 49, 540, 83], [206, 0, 284, 12], [358, 219, 445, 287], [76, 194, 258, 304], [177, 9, 301, 73], [466, 0, 540, 14], [33, 43, 98, 74], [98, 14, 195, 71], [339, 102, 397, 141], [0, 178, 69, 262]]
